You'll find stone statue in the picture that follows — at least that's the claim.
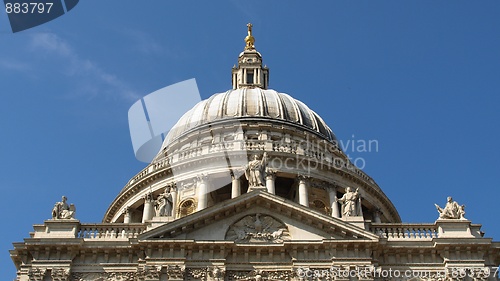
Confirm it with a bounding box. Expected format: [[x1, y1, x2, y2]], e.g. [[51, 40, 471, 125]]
[[155, 186, 173, 217], [435, 196, 465, 219], [336, 187, 360, 217], [51, 196, 76, 220], [245, 152, 268, 187]]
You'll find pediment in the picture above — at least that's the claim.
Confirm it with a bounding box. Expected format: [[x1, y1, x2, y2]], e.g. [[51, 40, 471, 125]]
[[139, 190, 379, 242]]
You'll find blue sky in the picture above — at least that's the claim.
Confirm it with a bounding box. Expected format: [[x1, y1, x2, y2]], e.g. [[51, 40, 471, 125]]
[[2, 1, 500, 278]]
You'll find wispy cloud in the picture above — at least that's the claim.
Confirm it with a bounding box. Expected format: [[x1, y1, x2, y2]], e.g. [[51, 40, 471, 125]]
[[30, 32, 72, 56], [28, 32, 140, 101], [0, 59, 32, 72], [116, 28, 187, 59], [127, 29, 164, 55]]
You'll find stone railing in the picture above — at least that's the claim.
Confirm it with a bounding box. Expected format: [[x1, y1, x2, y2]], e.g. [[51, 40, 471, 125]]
[[179, 146, 203, 160], [78, 223, 146, 240], [272, 141, 297, 154], [153, 158, 170, 170], [129, 168, 150, 185], [244, 140, 266, 151], [210, 141, 236, 152], [370, 223, 438, 240], [122, 138, 378, 194]]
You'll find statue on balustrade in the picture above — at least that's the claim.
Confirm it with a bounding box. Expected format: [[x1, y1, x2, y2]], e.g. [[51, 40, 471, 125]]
[[435, 196, 465, 219], [155, 186, 173, 217], [245, 152, 268, 187], [51, 196, 76, 220], [336, 187, 360, 217]]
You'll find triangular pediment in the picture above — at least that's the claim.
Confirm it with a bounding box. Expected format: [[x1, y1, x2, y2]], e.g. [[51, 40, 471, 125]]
[[139, 190, 379, 242]]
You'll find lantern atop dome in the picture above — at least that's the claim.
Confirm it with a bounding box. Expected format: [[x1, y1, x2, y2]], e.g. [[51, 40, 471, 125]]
[[232, 23, 269, 89]]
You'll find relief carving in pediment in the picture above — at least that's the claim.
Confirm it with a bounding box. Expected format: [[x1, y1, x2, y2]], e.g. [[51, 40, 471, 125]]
[[225, 213, 290, 243]]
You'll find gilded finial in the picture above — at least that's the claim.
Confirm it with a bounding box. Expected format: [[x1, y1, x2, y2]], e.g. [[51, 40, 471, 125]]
[[244, 23, 255, 50]]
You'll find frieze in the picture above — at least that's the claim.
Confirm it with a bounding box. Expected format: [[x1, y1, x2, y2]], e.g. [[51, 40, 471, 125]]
[[187, 266, 225, 280], [71, 272, 136, 281]]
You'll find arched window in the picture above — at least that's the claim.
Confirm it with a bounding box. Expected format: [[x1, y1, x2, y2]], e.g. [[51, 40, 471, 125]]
[[178, 199, 196, 218], [311, 199, 329, 215]]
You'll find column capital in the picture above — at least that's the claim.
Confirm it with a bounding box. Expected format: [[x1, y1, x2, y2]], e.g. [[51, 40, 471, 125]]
[[166, 182, 177, 191], [144, 192, 154, 202], [297, 174, 310, 184], [51, 267, 71, 281], [265, 169, 277, 180], [28, 267, 47, 281], [196, 173, 209, 183]]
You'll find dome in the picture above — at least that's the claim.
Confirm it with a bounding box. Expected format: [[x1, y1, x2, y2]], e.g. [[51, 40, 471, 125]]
[[103, 24, 401, 225], [161, 88, 337, 149]]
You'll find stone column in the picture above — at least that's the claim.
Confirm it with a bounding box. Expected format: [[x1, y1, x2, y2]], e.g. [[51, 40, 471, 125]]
[[373, 208, 382, 223], [142, 193, 154, 223], [123, 207, 131, 223], [231, 175, 241, 199], [357, 197, 364, 217], [298, 175, 309, 207], [170, 184, 178, 219], [265, 170, 276, 194], [329, 186, 340, 218], [197, 175, 208, 211]]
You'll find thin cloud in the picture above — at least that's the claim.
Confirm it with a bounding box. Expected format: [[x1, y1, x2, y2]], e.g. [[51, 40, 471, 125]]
[[127, 29, 164, 55], [30, 33, 72, 56], [0, 59, 32, 72], [117, 28, 187, 59], [29, 32, 140, 101]]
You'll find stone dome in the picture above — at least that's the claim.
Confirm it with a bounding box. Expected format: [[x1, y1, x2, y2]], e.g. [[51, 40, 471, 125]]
[[103, 24, 402, 225], [161, 88, 336, 149]]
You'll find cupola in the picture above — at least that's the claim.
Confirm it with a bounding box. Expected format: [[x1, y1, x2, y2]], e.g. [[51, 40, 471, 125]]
[[232, 23, 269, 89]]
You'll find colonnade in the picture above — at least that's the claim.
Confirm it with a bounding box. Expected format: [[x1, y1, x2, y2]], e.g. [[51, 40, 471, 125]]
[[139, 173, 350, 223]]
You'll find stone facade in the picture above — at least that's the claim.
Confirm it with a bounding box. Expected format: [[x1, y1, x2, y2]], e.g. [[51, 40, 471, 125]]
[[10, 24, 500, 281]]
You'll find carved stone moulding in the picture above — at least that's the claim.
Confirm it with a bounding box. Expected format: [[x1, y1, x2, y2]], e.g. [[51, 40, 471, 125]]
[[71, 271, 136, 281], [227, 270, 293, 281]]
